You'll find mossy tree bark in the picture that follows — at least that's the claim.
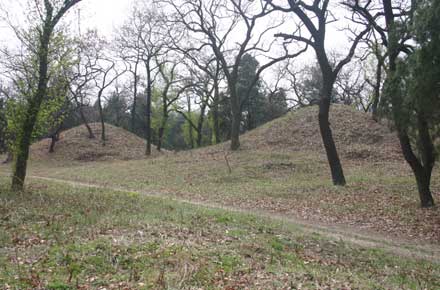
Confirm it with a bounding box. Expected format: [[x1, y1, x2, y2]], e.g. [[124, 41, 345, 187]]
[[11, 0, 83, 191]]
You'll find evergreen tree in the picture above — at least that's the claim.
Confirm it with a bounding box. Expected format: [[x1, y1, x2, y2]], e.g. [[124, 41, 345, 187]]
[[264, 88, 288, 122], [238, 54, 266, 130], [103, 91, 130, 128]]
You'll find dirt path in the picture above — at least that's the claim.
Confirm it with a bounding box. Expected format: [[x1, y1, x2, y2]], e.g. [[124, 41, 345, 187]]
[[27, 175, 440, 263]]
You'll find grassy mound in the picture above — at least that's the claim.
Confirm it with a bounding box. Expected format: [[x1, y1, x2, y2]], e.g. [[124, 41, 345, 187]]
[[237, 104, 402, 161], [31, 123, 163, 162]]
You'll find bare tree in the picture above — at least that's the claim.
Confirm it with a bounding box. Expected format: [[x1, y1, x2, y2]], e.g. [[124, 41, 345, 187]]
[[160, 0, 306, 150], [335, 62, 369, 108], [268, 0, 371, 185], [128, 5, 166, 155], [94, 58, 126, 146], [64, 30, 103, 139], [362, 35, 386, 121], [116, 17, 143, 132]]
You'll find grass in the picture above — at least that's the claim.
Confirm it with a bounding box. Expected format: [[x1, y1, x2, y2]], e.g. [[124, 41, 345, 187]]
[[13, 147, 440, 244], [1, 105, 439, 288], [1, 177, 439, 289]]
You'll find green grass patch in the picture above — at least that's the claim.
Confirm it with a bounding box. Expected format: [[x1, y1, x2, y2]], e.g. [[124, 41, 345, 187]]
[[0, 177, 439, 289]]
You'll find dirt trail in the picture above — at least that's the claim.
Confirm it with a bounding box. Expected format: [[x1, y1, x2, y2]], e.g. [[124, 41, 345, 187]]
[[27, 175, 440, 263]]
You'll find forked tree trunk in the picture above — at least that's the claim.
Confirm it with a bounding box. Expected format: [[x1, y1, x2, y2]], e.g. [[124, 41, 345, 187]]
[[74, 97, 95, 138], [48, 121, 64, 153], [80, 107, 95, 139]]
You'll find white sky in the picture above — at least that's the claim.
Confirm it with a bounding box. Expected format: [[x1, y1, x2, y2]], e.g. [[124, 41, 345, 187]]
[[0, 0, 360, 91], [0, 0, 135, 44], [77, 0, 135, 37], [1, 0, 352, 51]]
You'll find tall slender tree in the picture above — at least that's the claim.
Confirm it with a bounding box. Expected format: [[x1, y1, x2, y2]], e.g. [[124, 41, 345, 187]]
[[6, 0, 82, 191], [121, 5, 165, 155], [268, 0, 371, 185]]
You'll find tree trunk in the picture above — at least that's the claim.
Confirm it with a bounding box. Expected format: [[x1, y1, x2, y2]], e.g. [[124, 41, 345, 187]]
[[186, 95, 195, 149], [318, 82, 346, 186], [131, 61, 139, 132], [12, 22, 52, 191], [246, 112, 253, 131], [196, 101, 207, 147], [371, 58, 383, 122], [157, 89, 170, 151], [157, 127, 164, 151], [414, 169, 435, 208], [188, 126, 194, 149], [212, 83, 220, 144], [157, 108, 167, 152], [12, 100, 41, 191], [145, 64, 152, 156], [400, 133, 435, 207], [230, 90, 241, 151], [74, 97, 95, 138], [384, 14, 435, 207], [97, 91, 106, 146], [49, 132, 60, 153], [49, 135, 56, 153], [81, 108, 95, 139], [2, 151, 13, 164], [48, 121, 64, 153], [10, 0, 80, 191], [395, 117, 435, 207]]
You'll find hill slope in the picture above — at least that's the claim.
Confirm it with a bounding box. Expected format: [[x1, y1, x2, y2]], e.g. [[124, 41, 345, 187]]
[[237, 104, 402, 161], [31, 123, 162, 162]]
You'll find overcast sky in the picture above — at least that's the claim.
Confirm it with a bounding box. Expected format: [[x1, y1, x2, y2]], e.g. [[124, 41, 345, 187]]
[[0, 0, 360, 85], [77, 0, 135, 36], [1, 0, 352, 50], [0, 0, 135, 45]]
